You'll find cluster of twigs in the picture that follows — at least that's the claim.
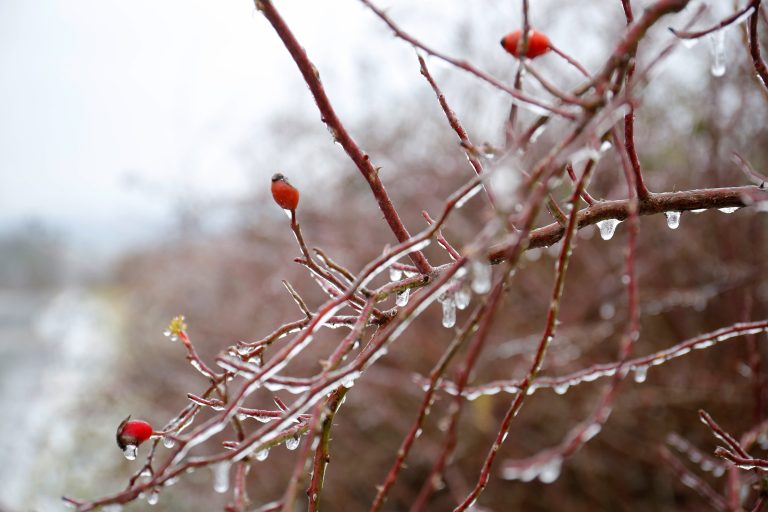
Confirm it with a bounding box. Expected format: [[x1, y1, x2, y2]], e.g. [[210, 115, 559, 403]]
[[66, 0, 768, 510]]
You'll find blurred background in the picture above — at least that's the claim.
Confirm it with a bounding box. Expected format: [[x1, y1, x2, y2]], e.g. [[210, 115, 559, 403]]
[[1, 1, 767, 510]]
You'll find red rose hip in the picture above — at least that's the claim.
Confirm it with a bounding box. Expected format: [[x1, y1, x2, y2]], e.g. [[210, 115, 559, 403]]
[[271, 173, 300, 211], [501, 29, 551, 59], [116, 416, 154, 460]]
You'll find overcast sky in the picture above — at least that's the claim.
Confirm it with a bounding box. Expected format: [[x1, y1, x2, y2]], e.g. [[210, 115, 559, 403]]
[[0, 0, 723, 253]]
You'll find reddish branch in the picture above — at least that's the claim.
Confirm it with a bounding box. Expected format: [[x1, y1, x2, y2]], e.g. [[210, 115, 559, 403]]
[[255, 0, 432, 275], [489, 185, 763, 262]]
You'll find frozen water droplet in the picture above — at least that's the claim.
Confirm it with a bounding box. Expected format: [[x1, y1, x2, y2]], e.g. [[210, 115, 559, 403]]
[[286, 435, 300, 451], [599, 303, 615, 320], [123, 444, 138, 460], [395, 288, 410, 307], [389, 267, 402, 282], [681, 37, 699, 49], [596, 219, 620, 240], [213, 461, 230, 493], [455, 283, 471, 310], [665, 211, 681, 229], [538, 457, 563, 484], [147, 489, 159, 505], [162, 436, 175, 448], [256, 448, 270, 461], [600, 140, 613, 152], [553, 382, 569, 395], [471, 258, 492, 294], [709, 30, 726, 77], [633, 366, 648, 383], [441, 294, 456, 328], [342, 375, 356, 388], [719, 206, 738, 214]]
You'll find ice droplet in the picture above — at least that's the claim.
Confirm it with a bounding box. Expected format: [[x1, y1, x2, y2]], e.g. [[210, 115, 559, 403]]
[[256, 448, 270, 461], [286, 435, 300, 451], [455, 283, 471, 310], [719, 206, 738, 214], [163, 329, 178, 342], [389, 267, 402, 282], [709, 30, 726, 77], [162, 436, 176, 448], [395, 288, 410, 307], [440, 294, 456, 328], [665, 211, 681, 229], [471, 258, 492, 294], [633, 366, 648, 383], [213, 461, 230, 493], [596, 219, 620, 240], [147, 489, 159, 505], [123, 444, 138, 460], [599, 302, 616, 320], [553, 382, 570, 395], [681, 37, 699, 49], [538, 457, 563, 484]]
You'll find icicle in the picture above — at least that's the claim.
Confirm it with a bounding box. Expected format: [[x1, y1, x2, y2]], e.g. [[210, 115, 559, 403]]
[[395, 288, 410, 307], [123, 444, 138, 460], [455, 283, 471, 310], [709, 30, 726, 77], [146, 489, 160, 506], [471, 258, 492, 294], [440, 293, 456, 328], [596, 219, 620, 240], [212, 461, 230, 493], [665, 211, 681, 230]]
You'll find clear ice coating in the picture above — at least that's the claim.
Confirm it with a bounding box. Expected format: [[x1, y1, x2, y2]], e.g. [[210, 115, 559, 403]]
[[719, 206, 738, 214], [471, 258, 492, 294], [709, 30, 726, 77], [395, 288, 410, 307], [440, 294, 456, 328], [596, 219, 620, 240], [455, 283, 471, 310], [537, 457, 563, 484], [665, 211, 681, 230], [123, 444, 138, 460], [389, 266, 402, 282], [213, 461, 231, 493], [285, 435, 300, 451]]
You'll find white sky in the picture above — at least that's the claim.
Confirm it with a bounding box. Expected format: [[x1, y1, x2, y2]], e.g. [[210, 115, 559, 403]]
[[0, 1, 376, 248], [0, 0, 721, 252]]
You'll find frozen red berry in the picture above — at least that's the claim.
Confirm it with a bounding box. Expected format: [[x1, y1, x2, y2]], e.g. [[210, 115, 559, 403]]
[[501, 29, 551, 59], [116, 416, 154, 459], [271, 173, 300, 211]]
